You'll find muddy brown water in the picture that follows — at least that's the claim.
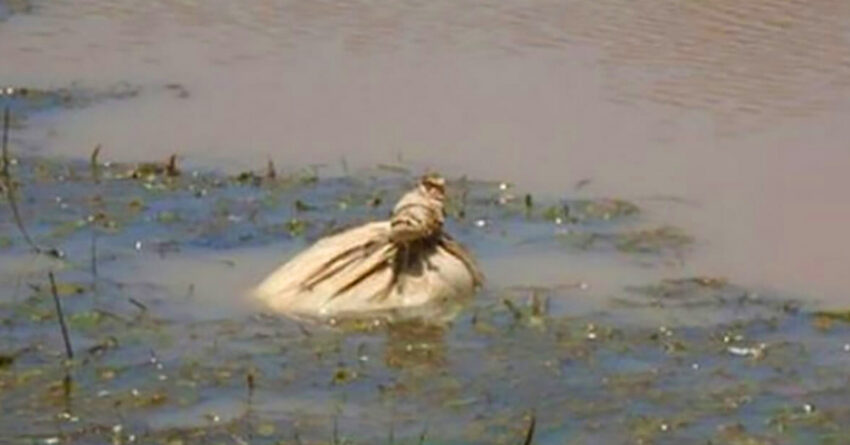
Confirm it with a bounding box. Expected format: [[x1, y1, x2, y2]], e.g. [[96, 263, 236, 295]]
[[3, 0, 849, 305], [0, 157, 848, 444], [2, 3, 850, 442]]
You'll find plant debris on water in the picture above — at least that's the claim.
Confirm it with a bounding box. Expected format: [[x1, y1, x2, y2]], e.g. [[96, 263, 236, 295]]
[[0, 0, 34, 21], [1, 103, 849, 443]]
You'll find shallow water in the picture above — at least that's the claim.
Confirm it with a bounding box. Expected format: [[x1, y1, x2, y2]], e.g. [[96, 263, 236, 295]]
[[2, 1, 850, 443], [0, 155, 848, 443], [0, 0, 850, 304], [2, 0, 850, 303]]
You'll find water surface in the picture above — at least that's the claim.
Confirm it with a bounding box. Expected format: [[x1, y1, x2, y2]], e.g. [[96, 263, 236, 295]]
[[0, 157, 848, 443], [2, 0, 849, 303], [2, 2, 850, 442]]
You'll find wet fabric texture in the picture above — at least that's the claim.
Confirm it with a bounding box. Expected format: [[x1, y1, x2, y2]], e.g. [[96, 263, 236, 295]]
[[254, 175, 483, 320]]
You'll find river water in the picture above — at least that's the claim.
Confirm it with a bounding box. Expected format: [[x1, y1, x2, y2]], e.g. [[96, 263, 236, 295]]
[[1, 0, 850, 304]]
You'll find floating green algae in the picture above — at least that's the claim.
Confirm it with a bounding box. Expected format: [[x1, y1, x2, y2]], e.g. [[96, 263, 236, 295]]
[[0, 149, 848, 443], [0, 84, 141, 125]]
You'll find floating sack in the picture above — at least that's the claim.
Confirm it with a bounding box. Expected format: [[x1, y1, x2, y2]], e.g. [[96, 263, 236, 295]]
[[254, 174, 483, 320]]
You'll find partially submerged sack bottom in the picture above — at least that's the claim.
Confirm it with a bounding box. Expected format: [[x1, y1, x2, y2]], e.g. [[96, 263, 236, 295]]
[[253, 221, 477, 321]]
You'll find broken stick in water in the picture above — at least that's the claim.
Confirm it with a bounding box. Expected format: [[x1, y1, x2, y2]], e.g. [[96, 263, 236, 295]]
[[48, 271, 74, 360], [522, 411, 536, 445], [1, 107, 41, 253]]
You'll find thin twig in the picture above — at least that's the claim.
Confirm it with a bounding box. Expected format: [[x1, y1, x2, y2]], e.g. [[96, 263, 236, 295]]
[[90, 144, 101, 184], [62, 371, 73, 412], [1, 106, 9, 179], [2, 183, 39, 252], [2, 107, 40, 253], [246, 371, 255, 398], [502, 298, 523, 321], [90, 230, 98, 296], [87, 240, 99, 278], [522, 412, 536, 445], [417, 424, 428, 445], [332, 413, 340, 445], [165, 154, 180, 177], [387, 407, 395, 445], [128, 297, 147, 313], [63, 372, 73, 399], [340, 156, 349, 176], [266, 157, 276, 180], [90, 145, 102, 296], [48, 271, 74, 360]]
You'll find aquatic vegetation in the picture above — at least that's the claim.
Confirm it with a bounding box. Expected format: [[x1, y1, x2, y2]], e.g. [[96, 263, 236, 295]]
[[812, 309, 850, 326], [614, 225, 692, 255], [1, 268, 849, 443], [0, 0, 34, 21], [0, 139, 848, 442], [541, 198, 639, 224], [0, 84, 141, 125]]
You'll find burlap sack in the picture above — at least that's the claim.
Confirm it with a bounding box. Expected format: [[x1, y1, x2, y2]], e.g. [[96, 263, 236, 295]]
[[254, 175, 483, 320]]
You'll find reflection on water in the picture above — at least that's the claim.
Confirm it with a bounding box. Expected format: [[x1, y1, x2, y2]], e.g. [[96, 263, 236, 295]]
[[1, 0, 849, 304]]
